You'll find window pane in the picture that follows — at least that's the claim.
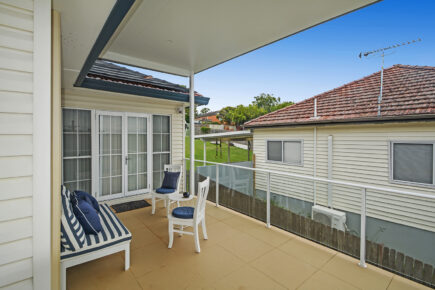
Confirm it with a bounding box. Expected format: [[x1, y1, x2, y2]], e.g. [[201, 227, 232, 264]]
[[161, 153, 170, 168], [78, 180, 91, 193], [128, 134, 137, 153], [153, 171, 161, 189], [112, 176, 122, 194], [138, 153, 147, 173], [111, 116, 122, 133], [79, 133, 91, 156], [63, 134, 77, 157], [138, 118, 147, 133], [153, 115, 162, 133], [112, 155, 122, 176], [128, 175, 137, 191], [78, 110, 91, 133], [100, 156, 110, 177], [101, 178, 110, 196], [64, 181, 77, 193], [100, 116, 110, 133], [162, 134, 170, 152], [78, 158, 91, 180], [63, 109, 76, 133], [161, 116, 170, 133], [393, 143, 433, 184], [283, 141, 302, 164], [138, 173, 147, 189], [111, 134, 122, 154], [63, 159, 77, 182], [128, 117, 137, 133], [100, 134, 110, 155], [138, 134, 147, 152], [128, 153, 137, 174], [153, 133, 161, 152], [153, 154, 161, 171], [267, 141, 282, 162]]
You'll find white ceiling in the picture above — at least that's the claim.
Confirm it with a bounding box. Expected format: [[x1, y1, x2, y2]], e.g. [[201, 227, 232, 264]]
[[55, 0, 379, 88]]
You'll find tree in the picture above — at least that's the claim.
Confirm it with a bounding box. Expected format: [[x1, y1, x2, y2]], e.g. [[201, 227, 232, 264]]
[[185, 105, 198, 123], [200, 107, 210, 115], [216, 106, 234, 124]]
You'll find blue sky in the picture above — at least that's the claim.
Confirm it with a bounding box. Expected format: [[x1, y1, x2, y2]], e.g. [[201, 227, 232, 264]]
[[127, 0, 435, 111]]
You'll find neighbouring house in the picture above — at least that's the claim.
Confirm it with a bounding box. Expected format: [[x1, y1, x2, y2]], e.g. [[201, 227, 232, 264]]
[[245, 64, 435, 266], [196, 110, 220, 124]]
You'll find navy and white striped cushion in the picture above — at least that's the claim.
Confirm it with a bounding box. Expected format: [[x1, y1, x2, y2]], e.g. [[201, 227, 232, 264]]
[[60, 185, 85, 251], [61, 203, 131, 259]]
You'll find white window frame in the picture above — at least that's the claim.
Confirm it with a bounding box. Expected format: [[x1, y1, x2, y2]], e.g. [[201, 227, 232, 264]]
[[151, 114, 172, 189], [61, 108, 94, 195], [389, 141, 435, 188], [265, 139, 304, 166]]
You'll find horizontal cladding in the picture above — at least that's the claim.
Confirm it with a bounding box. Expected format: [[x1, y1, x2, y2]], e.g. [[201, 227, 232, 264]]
[[253, 122, 435, 232], [0, 1, 34, 287]]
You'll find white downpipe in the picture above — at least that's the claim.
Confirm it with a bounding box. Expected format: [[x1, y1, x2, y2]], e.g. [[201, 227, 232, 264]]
[[189, 73, 195, 196], [327, 135, 333, 207], [203, 138, 206, 166], [182, 106, 186, 192], [216, 164, 219, 207], [359, 188, 367, 268], [266, 172, 271, 228]]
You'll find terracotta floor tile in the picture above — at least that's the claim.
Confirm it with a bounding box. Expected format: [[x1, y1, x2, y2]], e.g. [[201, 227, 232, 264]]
[[251, 249, 317, 289], [214, 265, 287, 290], [130, 226, 162, 250], [387, 275, 431, 290], [245, 226, 292, 247], [322, 253, 393, 290], [297, 270, 360, 290], [129, 241, 175, 278], [279, 236, 336, 268], [218, 231, 274, 262]]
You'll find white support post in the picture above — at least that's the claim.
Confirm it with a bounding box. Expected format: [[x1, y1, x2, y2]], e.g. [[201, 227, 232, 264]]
[[327, 135, 333, 207], [189, 73, 195, 196], [216, 164, 219, 207], [203, 138, 206, 166], [313, 127, 317, 206], [359, 188, 367, 268], [266, 172, 271, 228]]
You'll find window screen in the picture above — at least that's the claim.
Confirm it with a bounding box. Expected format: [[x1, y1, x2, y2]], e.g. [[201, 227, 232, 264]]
[[267, 141, 282, 162], [62, 109, 92, 193], [393, 143, 433, 185], [283, 141, 302, 164]]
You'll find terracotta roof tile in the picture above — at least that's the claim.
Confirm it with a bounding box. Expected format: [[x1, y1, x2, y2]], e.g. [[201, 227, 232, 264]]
[[245, 65, 435, 128]]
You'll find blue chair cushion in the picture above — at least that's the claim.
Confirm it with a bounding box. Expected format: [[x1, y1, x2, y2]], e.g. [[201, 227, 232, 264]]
[[156, 187, 176, 194], [74, 190, 100, 212], [71, 194, 102, 235], [161, 171, 180, 189], [172, 206, 194, 219]]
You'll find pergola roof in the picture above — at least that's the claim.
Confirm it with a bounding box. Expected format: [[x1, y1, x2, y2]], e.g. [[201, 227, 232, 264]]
[[195, 130, 253, 142], [53, 0, 380, 92]]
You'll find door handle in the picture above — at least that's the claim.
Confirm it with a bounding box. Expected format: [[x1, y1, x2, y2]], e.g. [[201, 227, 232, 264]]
[[125, 156, 129, 165]]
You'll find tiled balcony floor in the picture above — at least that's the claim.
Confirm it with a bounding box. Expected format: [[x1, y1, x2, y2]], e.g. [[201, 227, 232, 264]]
[[67, 200, 430, 290]]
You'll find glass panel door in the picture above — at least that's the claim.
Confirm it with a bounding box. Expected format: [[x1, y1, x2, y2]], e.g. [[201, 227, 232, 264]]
[[126, 115, 150, 195], [97, 112, 124, 200]]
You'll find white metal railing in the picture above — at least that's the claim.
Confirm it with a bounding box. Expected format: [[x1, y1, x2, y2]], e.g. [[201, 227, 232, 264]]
[[185, 158, 435, 268]]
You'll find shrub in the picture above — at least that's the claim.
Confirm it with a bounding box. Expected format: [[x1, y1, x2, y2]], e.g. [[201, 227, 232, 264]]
[[200, 127, 211, 134]]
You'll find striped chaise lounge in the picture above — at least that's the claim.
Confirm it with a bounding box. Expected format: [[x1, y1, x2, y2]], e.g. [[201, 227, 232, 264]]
[[60, 196, 131, 290]]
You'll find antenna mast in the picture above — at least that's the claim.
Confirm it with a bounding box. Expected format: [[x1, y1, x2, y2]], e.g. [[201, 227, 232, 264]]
[[358, 38, 421, 116]]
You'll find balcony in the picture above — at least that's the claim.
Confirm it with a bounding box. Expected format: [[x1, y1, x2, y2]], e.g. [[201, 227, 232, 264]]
[[65, 200, 429, 290]]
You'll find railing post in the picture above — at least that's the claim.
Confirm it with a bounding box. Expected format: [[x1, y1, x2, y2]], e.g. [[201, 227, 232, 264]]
[[359, 187, 367, 268], [266, 172, 271, 228], [216, 164, 219, 207]]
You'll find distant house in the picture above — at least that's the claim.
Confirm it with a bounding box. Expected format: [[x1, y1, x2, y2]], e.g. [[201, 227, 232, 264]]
[[245, 65, 435, 264], [196, 110, 220, 124]]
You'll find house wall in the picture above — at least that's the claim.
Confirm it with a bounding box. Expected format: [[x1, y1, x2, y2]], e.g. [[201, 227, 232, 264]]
[[0, 0, 38, 288], [61, 88, 186, 194], [253, 121, 435, 232]]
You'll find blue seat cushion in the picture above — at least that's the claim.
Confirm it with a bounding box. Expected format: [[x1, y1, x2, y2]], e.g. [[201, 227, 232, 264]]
[[71, 194, 102, 235], [74, 190, 100, 212], [156, 187, 176, 194], [172, 206, 194, 219], [161, 171, 180, 189]]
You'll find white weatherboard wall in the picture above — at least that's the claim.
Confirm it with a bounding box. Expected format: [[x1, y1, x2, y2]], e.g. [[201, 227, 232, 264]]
[[253, 121, 435, 232], [62, 88, 186, 193], [0, 0, 34, 289]]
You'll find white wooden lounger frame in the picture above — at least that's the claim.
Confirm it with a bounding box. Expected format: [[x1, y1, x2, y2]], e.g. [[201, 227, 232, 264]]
[[60, 240, 130, 290]]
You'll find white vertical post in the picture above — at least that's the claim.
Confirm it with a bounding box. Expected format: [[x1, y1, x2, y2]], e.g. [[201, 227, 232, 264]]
[[266, 172, 271, 228], [189, 73, 195, 196], [203, 138, 206, 166], [216, 164, 219, 207], [313, 127, 317, 206], [359, 188, 367, 268]]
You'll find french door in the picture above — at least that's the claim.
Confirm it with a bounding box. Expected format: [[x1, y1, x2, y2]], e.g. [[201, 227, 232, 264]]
[[96, 111, 151, 201]]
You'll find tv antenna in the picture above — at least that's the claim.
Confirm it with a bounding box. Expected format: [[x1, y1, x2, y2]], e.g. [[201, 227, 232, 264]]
[[358, 38, 421, 116]]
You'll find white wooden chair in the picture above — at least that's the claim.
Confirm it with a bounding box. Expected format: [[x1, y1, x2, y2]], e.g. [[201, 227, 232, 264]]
[[168, 177, 210, 253], [151, 164, 183, 216]]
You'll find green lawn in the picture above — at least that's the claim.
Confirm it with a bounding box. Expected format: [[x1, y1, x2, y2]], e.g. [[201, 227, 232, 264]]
[[185, 137, 252, 169]]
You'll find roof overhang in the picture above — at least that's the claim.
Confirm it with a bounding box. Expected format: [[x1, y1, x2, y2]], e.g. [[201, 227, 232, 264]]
[[54, 0, 380, 98], [196, 130, 253, 142]]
